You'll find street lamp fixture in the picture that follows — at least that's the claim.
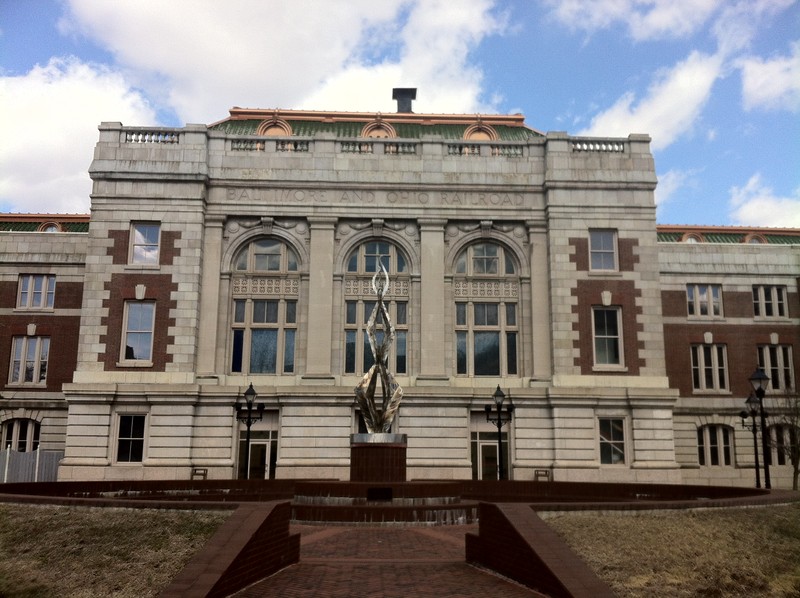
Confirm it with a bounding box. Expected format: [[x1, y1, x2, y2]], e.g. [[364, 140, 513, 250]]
[[748, 368, 772, 489], [484, 385, 514, 480], [235, 383, 265, 479], [739, 392, 762, 488]]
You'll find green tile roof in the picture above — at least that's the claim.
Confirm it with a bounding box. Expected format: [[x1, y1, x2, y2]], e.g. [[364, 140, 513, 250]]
[[211, 119, 538, 141], [0, 221, 89, 233], [657, 231, 800, 244]]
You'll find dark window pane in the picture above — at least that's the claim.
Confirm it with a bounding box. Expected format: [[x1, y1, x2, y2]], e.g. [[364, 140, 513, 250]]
[[474, 332, 500, 375], [231, 330, 244, 372], [283, 329, 295, 373], [250, 329, 277, 373]]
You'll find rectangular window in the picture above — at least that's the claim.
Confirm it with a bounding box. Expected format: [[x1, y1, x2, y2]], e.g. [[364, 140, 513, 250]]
[[599, 418, 625, 464], [455, 302, 517, 376], [757, 345, 794, 391], [231, 298, 297, 374], [690, 344, 728, 391], [17, 275, 56, 309], [122, 301, 155, 361], [130, 222, 160, 265], [753, 285, 787, 318], [697, 425, 732, 466], [117, 414, 145, 463], [589, 229, 617, 271], [9, 336, 50, 384], [686, 284, 722, 317], [593, 307, 621, 366]]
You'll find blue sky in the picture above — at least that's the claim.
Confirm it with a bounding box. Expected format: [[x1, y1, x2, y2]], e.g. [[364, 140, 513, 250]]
[[1, 0, 798, 225]]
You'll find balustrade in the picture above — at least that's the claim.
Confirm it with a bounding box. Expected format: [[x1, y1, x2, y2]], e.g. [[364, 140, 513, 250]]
[[571, 140, 625, 152], [124, 130, 179, 144], [447, 144, 481, 156]]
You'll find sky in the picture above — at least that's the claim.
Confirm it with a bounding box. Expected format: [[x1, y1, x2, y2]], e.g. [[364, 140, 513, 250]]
[[0, 0, 798, 226]]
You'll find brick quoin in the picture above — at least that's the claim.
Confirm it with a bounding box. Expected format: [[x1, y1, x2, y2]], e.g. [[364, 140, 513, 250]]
[[99, 273, 177, 371], [569, 236, 640, 272], [572, 279, 644, 374], [107, 227, 182, 266]]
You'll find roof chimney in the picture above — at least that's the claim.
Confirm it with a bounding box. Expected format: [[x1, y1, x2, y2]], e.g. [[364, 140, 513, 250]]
[[392, 88, 417, 113]]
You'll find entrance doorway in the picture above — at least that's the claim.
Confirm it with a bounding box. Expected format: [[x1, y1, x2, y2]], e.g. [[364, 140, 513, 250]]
[[237, 429, 278, 480], [471, 431, 509, 480]]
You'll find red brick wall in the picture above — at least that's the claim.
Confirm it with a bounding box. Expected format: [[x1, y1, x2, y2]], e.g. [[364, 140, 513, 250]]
[[663, 322, 800, 397], [0, 315, 81, 391], [99, 273, 177, 371], [572, 279, 644, 374]]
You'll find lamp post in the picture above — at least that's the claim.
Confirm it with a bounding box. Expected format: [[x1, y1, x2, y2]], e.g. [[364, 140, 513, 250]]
[[235, 383, 264, 480], [484, 386, 514, 480], [748, 368, 771, 490], [739, 392, 762, 488]]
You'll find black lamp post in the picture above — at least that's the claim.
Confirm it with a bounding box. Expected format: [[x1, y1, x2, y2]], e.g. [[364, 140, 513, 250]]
[[484, 385, 514, 480], [739, 392, 762, 488], [748, 368, 771, 490], [235, 383, 264, 480]]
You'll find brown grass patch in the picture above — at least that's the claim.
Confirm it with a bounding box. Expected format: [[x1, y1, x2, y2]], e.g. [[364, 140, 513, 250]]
[[545, 503, 800, 597], [0, 503, 229, 598]]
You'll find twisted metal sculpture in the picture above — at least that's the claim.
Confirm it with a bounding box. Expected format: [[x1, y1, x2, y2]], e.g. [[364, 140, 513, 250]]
[[354, 265, 404, 433]]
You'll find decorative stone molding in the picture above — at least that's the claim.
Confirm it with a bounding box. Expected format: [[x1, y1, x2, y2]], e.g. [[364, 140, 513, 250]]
[[231, 277, 300, 296]]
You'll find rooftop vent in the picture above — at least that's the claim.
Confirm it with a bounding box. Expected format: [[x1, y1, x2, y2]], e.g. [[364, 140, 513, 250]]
[[392, 88, 417, 113]]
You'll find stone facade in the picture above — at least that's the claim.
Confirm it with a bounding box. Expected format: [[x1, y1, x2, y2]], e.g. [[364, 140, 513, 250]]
[[1, 97, 797, 486]]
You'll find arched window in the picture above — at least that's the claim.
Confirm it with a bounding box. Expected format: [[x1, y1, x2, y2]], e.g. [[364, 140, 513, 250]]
[[343, 240, 410, 375], [2, 418, 40, 452], [453, 241, 519, 377], [697, 424, 733, 466], [234, 239, 298, 272], [231, 238, 300, 375]]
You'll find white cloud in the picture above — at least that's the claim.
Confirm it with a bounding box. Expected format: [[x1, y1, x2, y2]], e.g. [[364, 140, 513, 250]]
[[711, 0, 795, 56], [0, 57, 156, 214], [577, 51, 722, 149], [739, 41, 800, 112], [62, 0, 505, 121], [543, 0, 721, 41], [729, 174, 800, 227], [655, 169, 695, 207]]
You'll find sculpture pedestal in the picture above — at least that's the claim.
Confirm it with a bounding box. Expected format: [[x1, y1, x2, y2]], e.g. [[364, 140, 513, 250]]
[[350, 433, 407, 483]]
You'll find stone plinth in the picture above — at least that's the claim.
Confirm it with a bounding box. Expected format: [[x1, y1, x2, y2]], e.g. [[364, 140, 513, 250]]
[[350, 433, 407, 483]]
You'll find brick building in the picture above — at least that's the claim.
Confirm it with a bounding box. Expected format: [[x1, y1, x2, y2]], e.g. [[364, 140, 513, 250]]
[[1, 91, 797, 486]]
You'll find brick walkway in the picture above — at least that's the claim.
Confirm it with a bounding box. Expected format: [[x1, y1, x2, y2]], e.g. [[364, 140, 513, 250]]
[[233, 524, 544, 597]]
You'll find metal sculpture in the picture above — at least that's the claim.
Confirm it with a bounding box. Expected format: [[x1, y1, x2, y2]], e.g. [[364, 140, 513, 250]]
[[354, 265, 404, 433]]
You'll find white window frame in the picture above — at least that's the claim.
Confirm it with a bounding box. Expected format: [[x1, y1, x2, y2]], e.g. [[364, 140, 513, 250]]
[[346, 240, 407, 275], [344, 299, 408, 375], [589, 229, 618, 271], [690, 344, 728, 392], [121, 301, 155, 364], [1, 418, 41, 452], [592, 307, 623, 368], [17, 274, 55, 309], [115, 413, 147, 463], [234, 238, 299, 273], [598, 417, 626, 465], [686, 283, 723, 318], [129, 222, 161, 265], [769, 424, 797, 467], [8, 336, 50, 385], [752, 285, 787, 319], [697, 424, 733, 466], [231, 298, 297, 375], [757, 345, 795, 392], [454, 242, 516, 276], [455, 301, 518, 377]]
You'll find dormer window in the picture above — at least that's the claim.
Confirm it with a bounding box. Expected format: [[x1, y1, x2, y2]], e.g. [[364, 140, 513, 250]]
[[464, 122, 498, 141], [361, 120, 397, 139]]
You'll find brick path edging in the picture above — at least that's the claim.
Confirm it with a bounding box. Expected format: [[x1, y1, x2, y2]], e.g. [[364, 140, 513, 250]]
[[159, 501, 300, 598]]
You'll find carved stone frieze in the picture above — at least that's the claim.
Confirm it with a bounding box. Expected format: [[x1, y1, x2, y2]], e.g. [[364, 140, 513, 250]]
[[232, 276, 300, 296], [345, 278, 409, 297], [453, 280, 518, 298]]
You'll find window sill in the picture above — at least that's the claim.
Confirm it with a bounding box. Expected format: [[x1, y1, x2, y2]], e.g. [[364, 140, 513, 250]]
[[124, 264, 160, 271], [691, 390, 732, 396], [116, 360, 153, 368], [5, 382, 47, 388], [588, 270, 621, 277], [592, 365, 628, 373], [12, 307, 55, 313]]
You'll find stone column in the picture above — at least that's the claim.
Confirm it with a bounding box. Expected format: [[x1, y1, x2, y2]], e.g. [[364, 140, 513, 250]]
[[417, 219, 448, 382], [196, 216, 224, 375], [528, 221, 552, 380], [303, 217, 336, 380]]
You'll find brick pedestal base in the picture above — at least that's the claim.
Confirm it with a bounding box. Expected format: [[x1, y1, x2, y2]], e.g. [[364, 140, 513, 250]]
[[350, 433, 407, 483]]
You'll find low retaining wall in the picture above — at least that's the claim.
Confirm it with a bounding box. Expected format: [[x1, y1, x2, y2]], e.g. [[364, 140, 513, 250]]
[[466, 502, 615, 598], [160, 501, 300, 598]]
